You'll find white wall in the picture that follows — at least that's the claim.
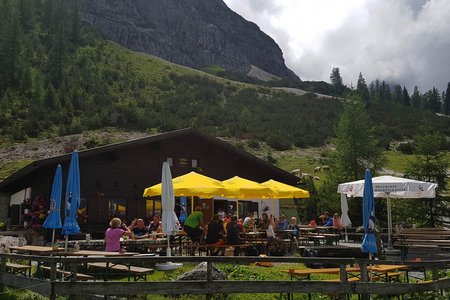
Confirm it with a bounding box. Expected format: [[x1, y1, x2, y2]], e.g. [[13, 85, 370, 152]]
[[10, 187, 31, 205]]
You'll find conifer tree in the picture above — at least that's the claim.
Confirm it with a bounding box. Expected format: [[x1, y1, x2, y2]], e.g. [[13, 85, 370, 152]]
[[393, 84, 402, 104], [411, 86, 422, 108], [356, 72, 370, 104], [443, 82, 450, 115], [402, 86, 410, 106], [330, 67, 345, 96]]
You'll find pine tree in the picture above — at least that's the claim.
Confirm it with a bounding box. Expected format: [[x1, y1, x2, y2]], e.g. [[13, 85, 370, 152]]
[[405, 129, 449, 227], [330, 67, 344, 96], [411, 86, 422, 108], [402, 86, 410, 106], [332, 99, 384, 181], [423, 87, 441, 113], [443, 82, 450, 115], [393, 84, 402, 104], [356, 72, 370, 104]]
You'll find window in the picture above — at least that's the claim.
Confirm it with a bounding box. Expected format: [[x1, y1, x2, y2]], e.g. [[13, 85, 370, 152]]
[[191, 159, 198, 168], [146, 199, 162, 219], [109, 199, 127, 218]]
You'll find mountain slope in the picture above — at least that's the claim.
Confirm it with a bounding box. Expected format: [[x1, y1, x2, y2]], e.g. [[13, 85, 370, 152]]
[[80, 0, 299, 80]]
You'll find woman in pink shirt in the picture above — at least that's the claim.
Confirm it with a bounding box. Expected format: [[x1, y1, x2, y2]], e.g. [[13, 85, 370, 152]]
[[105, 217, 132, 252]]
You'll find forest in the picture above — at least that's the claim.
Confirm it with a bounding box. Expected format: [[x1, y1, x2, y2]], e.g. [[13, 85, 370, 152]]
[[0, 0, 449, 152]]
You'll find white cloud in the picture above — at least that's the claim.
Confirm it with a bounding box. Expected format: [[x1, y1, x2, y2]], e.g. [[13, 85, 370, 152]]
[[224, 0, 450, 92]]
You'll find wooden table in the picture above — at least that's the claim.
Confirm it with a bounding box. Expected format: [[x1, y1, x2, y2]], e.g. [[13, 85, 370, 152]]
[[9, 245, 62, 254], [57, 250, 138, 256]]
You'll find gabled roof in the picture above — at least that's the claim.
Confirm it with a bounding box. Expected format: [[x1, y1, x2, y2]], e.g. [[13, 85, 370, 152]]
[[0, 128, 298, 191]]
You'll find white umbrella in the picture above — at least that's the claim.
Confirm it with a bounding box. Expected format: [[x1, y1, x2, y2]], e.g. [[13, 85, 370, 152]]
[[337, 175, 438, 248], [340, 193, 352, 242], [156, 162, 182, 270]]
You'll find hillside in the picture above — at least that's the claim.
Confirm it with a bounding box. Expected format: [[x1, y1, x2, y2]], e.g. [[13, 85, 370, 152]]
[[81, 0, 299, 81], [1, 0, 449, 175]]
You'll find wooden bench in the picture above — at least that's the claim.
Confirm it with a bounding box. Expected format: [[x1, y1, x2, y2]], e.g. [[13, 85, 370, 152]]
[[88, 262, 154, 281], [5, 262, 32, 276], [40, 266, 94, 281]]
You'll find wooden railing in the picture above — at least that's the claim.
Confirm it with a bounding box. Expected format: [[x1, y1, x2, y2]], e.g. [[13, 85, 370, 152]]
[[1, 253, 450, 300]]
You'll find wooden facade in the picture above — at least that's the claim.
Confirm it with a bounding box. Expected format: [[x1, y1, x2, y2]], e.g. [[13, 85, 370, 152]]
[[0, 128, 298, 235]]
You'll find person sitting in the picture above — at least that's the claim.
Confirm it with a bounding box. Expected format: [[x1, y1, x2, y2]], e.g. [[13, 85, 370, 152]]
[[277, 214, 289, 230], [257, 212, 269, 229], [205, 214, 225, 255], [320, 211, 334, 226], [243, 212, 254, 230], [226, 215, 242, 256], [128, 218, 149, 239], [288, 217, 300, 237], [105, 217, 132, 252], [183, 206, 205, 245], [333, 213, 343, 229], [148, 215, 162, 233], [308, 219, 317, 227]]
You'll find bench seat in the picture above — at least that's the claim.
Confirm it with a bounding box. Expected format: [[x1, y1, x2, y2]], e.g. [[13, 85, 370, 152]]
[[88, 262, 153, 281], [40, 266, 94, 281], [6, 262, 32, 276]]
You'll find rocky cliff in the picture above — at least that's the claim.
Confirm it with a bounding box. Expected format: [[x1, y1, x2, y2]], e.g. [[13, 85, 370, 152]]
[[81, 0, 299, 80]]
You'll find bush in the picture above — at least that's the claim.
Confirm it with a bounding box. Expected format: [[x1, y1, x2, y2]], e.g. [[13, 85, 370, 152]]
[[397, 142, 414, 154]]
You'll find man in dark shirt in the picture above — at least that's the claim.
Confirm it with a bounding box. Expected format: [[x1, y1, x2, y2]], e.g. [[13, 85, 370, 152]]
[[128, 218, 149, 239], [206, 214, 225, 255], [226, 215, 242, 256]]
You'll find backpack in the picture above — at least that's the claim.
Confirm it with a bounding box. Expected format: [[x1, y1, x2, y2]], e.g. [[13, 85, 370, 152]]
[[268, 239, 286, 256], [303, 248, 321, 268]]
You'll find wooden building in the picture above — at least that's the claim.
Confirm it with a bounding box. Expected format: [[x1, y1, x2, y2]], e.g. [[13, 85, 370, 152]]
[[0, 128, 298, 236]]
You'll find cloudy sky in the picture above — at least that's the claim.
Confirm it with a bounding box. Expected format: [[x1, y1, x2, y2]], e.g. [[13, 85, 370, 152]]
[[223, 0, 450, 92]]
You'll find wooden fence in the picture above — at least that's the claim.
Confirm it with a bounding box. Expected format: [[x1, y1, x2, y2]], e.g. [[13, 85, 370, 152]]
[[1, 253, 450, 299]]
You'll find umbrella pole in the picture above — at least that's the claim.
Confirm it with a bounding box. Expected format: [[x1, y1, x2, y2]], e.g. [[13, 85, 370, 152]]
[[166, 234, 171, 257], [52, 229, 56, 244], [387, 195, 393, 249], [64, 235, 68, 251], [344, 226, 348, 243]]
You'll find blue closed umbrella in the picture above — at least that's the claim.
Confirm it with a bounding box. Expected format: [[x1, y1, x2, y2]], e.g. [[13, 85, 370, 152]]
[[43, 164, 63, 242], [362, 170, 377, 255], [62, 151, 81, 241]]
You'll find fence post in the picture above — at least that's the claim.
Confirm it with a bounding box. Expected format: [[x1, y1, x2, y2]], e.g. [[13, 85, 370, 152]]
[[360, 262, 369, 300], [206, 260, 212, 300], [339, 264, 347, 300], [70, 262, 78, 282], [49, 260, 57, 300], [0, 254, 6, 273]]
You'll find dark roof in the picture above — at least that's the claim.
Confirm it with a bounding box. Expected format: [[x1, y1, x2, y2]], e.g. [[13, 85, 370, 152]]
[[0, 128, 298, 190]]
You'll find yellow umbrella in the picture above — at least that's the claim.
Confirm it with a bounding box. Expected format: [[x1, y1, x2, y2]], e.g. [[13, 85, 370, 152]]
[[261, 179, 310, 198], [221, 176, 273, 199], [143, 171, 225, 198]]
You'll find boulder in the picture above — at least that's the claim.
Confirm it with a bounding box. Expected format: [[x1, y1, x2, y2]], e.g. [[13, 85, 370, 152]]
[[176, 262, 226, 281]]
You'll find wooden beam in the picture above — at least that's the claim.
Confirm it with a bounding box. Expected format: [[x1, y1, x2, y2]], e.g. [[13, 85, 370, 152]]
[[0, 273, 51, 295], [52, 279, 450, 296]]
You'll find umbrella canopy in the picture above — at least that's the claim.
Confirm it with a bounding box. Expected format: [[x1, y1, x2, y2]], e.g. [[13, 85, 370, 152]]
[[222, 176, 273, 199], [261, 179, 310, 199], [337, 175, 437, 198], [161, 162, 179, 236], [362, 170, 377, 254], [62, 151, 81, 235], [143, 171, 225, 198], [43, 164, 63, 229], [338, 175, 437, 247]]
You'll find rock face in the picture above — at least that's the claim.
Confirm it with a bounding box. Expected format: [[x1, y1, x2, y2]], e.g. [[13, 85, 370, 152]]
[[176, 262, 226, 281], [81, 0, 299, 80]]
